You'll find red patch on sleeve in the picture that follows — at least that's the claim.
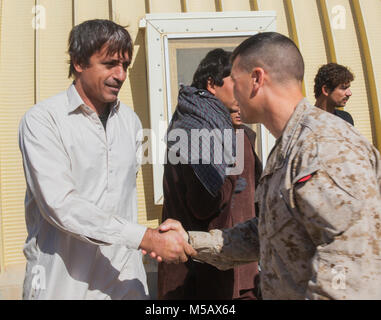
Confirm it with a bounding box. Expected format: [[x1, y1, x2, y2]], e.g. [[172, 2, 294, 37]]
[[297, 174, 312, 183]]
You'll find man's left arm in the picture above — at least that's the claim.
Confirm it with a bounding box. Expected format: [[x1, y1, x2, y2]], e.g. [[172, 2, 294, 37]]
[[293, 138, 381, 299]]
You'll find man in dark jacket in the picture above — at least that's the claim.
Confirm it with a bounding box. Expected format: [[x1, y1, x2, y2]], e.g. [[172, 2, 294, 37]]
[[314, 63, 355, 125], [157, 49, 262, 300]]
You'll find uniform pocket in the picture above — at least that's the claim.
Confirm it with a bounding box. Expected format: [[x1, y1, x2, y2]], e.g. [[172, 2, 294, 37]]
[[265, 189, 294, 238]]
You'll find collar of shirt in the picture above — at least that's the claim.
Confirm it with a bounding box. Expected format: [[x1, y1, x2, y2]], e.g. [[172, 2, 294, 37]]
[[66, 82, 120, 115], [261, 98, 309, 177]]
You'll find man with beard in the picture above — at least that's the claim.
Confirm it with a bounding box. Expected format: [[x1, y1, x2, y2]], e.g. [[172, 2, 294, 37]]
[[314, 63, 355, 125]]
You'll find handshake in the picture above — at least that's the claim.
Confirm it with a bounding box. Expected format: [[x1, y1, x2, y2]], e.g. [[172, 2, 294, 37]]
[[139, 219, 197, 263]]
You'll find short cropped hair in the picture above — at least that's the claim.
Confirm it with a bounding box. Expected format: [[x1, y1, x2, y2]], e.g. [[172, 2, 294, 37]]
[[313, 63, 354, 99], [191, 49, 232, 90], [231, 32, 304, 84], [68, 19, 133, 78]]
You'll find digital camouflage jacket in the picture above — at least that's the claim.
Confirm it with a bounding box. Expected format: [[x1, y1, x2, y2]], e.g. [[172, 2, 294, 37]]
[[189, 99, 381, 300]]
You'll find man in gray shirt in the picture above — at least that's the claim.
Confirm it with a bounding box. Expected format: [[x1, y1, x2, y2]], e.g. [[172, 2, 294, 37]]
[[19, 19, 194, 300]]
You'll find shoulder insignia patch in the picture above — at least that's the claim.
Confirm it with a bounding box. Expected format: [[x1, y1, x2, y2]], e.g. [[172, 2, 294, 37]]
[[297, 174, 313, 183]]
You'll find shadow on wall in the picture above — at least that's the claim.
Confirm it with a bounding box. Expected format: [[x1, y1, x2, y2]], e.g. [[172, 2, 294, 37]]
[[129, 29, 163, 223]]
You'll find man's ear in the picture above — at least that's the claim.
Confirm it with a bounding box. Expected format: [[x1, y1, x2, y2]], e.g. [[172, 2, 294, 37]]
[[251, 67, 265, 90], [73, 61, 85, 74], [206, 78, 216, 95], [322, 85, 331, 97]]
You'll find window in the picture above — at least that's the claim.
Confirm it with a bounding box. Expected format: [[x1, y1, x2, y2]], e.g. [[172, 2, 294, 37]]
[[141, 11, 276, 204]]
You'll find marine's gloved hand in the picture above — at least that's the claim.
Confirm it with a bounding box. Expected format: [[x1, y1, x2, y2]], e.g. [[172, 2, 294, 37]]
[[234, 177, 247, 193]]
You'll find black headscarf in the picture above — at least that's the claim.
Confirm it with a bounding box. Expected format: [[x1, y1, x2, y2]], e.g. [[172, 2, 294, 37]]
[[165, 86, 236, 196]]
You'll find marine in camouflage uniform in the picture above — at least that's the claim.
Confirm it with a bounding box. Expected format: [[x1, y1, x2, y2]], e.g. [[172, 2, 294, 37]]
[[188, 98, 381, 299], [156, 32, 381, 299]]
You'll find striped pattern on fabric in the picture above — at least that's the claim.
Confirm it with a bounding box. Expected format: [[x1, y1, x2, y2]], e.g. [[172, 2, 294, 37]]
[[166, 86, 236, 196]]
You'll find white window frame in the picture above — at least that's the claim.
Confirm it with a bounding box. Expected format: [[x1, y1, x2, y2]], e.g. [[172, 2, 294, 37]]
[[140, 11, 277, 205]]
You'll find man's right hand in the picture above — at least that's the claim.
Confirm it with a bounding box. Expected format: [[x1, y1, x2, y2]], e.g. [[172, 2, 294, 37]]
[[139, 225, 196, 263], [158, 219, 188, 240]]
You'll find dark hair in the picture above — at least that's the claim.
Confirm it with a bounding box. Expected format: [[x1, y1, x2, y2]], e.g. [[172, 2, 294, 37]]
[[191, 49, 232, 89], [68, 19, 133, 78], [314, 63, 354, 98], [231, 32, 304, 84]]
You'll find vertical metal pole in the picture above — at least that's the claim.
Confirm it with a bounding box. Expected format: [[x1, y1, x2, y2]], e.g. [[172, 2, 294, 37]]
[[316, 0, 337, 63], [180, 0, 188, 13], [34, 0, 38, 105], [284, 0, 306, 97], [215, 0, 223, 12], [250, 0, 259, 11], [108, 0, 113, 20], [350, 0, 381, 151], [72, 0, 76, 26], [145, 0, 151, 14]]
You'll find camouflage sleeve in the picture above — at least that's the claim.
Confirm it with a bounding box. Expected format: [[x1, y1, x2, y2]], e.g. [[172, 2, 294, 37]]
[[188, 218, 260, 271], [293, 137, 381, 299]]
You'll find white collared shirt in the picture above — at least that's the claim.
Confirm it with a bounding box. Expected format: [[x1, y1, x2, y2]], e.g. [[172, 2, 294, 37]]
[[18, 84, 149, 299]]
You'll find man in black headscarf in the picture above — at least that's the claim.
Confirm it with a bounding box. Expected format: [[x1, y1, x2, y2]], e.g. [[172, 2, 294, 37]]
[[158, 49, 262, 300]]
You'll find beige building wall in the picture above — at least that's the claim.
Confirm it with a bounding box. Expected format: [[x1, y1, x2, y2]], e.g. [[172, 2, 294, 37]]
[[293, 0, 328, 102], [0, 0, 380, 272], [360, 0, 381, 125], [0, 0, 36, 272], [327, 0, 373, 143]]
